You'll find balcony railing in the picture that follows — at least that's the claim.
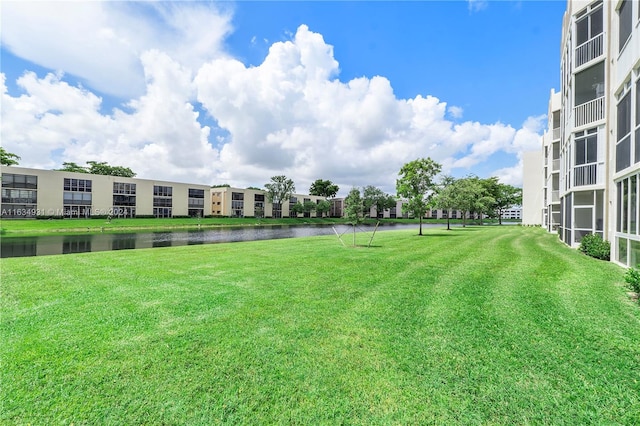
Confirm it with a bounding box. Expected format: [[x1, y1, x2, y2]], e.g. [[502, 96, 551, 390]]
[[573, 163, 598, 186], [552, 127, 561, 140], [575, 33, 604, 68], [574, 96, 604, 127]]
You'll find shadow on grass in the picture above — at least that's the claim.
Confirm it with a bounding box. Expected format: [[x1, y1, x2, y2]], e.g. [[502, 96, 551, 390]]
[[413, 233, 462, 237]]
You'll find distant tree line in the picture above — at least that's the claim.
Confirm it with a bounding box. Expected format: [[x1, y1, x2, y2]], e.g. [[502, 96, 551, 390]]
[[57, 161, 136, 177], [0, 148, 21, 166], [3, 149, 521, 227]]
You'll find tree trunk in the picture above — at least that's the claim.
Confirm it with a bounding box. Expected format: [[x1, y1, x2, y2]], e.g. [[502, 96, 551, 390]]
[[419, 216, 423, 235], [353, 224, 356, 247], [447, 210, 451, 230]]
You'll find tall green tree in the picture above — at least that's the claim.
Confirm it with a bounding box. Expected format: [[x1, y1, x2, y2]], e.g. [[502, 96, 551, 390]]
[[309, 179, 339, 198], [0, 148, 20, 166], [396, 157, 442, 235], [86, 161, 136, 177], [56, 161, 135, 177], [493, 182, 523, 225], [315, 199, 331, 218], [302, 200, 317, 217], [265, 175, 295, 219], [344, 187, 365, 246], [57, 162, 89, 173], [363, 185, 396, 218], [452, 176, 494, 227], [290, 202, 304, 217], [433, 175, 457, 230]]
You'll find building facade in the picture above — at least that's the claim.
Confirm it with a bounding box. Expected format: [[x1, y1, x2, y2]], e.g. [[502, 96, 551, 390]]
[[211, 186, 328, 218], [1, 166, 213, 219], [531, 0, 640, 267]]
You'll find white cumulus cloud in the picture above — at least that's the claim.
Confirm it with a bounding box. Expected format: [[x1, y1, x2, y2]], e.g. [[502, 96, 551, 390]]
[[1, 7, 545, 193]]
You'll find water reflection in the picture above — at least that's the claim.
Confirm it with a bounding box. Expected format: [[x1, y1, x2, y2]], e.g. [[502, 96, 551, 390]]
[[1, 223, 425, 258]]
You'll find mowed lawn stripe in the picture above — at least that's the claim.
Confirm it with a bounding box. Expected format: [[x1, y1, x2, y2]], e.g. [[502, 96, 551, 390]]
[[2, 226, 639, 424]]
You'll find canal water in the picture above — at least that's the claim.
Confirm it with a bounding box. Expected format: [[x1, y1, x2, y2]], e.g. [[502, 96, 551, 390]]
[[1, 223, 432, 258]]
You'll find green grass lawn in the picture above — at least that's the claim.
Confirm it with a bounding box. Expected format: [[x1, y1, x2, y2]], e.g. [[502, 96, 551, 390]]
[[2, 226, 639, 424]]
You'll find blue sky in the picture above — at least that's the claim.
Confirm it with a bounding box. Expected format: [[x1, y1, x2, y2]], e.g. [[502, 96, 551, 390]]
[[1, 0, 566, 195]]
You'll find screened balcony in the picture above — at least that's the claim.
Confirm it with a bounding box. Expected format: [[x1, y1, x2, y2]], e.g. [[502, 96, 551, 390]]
[[575, 33, 603, 68], [574, 62, 604, 127], [574, 3, 603, 68], [575, 97, 605, 127], [573, 163, 598, 186]]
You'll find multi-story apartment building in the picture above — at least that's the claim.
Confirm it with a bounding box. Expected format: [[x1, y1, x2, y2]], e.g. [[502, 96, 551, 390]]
[[541, 90, 563, 233], [1, 166, 213, 219], [531, 0, 640, 267], [0, 166, 335, 220], [211, 186, 328, 218]]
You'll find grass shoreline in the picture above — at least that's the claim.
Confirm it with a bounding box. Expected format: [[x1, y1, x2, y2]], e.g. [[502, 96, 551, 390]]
[[0, 216, 510, 237], [3, 226, 634, 424]]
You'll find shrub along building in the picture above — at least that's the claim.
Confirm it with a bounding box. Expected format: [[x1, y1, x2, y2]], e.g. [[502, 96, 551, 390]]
[[524, 0, 640, 267]]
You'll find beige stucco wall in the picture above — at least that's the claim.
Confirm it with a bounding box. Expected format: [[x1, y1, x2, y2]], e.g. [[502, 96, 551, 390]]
[[1, 166, 212, 218], [522, 150, 544, 225]]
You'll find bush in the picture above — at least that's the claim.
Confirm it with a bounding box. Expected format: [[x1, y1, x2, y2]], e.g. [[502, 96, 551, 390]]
[[624, 267, 640, 294], [578, 234, 610, 261]]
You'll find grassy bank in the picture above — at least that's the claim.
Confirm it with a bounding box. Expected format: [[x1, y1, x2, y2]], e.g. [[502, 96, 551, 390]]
[[0, 216, 423, 236], [0, 217, 516, 236], [2, 226, 638, 424]]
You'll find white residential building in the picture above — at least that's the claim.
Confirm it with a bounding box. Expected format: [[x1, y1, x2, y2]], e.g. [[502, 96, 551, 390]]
[[527, 0, 640, 267]]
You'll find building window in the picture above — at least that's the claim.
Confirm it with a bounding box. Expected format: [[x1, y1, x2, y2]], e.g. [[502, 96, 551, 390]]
[[574, 128, 598, 186], [63, 192, 92, 205], [617, 174, 640, 237], [113, 182, 136, 195], [617, 181, 623, 232], [575, 62, 605, 106], [575, 3, 603, 67], [1, 173, 38, 189], [631, 175, 637, 235], [254, 194, 265, 218], [576, 4, 603, 46], [153, 185, 172, 197], [231, 192, 244, 217], [153, 186, 173, 217], [1, 174, 38, 218], [617, 91, 632, 172], [618, 0, 632, 53], [189, 188, 204, 198], [153, 208, 172, 218], [113, 182, 136, 217], [618, 237, 628, 264], [62, 178, 93, 218], [188, 188, 205, 217], [636, 78, 640, 164], [575, 128, 598, 165], [153, 197, 173, 207], [63, 178, 92, 192]]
